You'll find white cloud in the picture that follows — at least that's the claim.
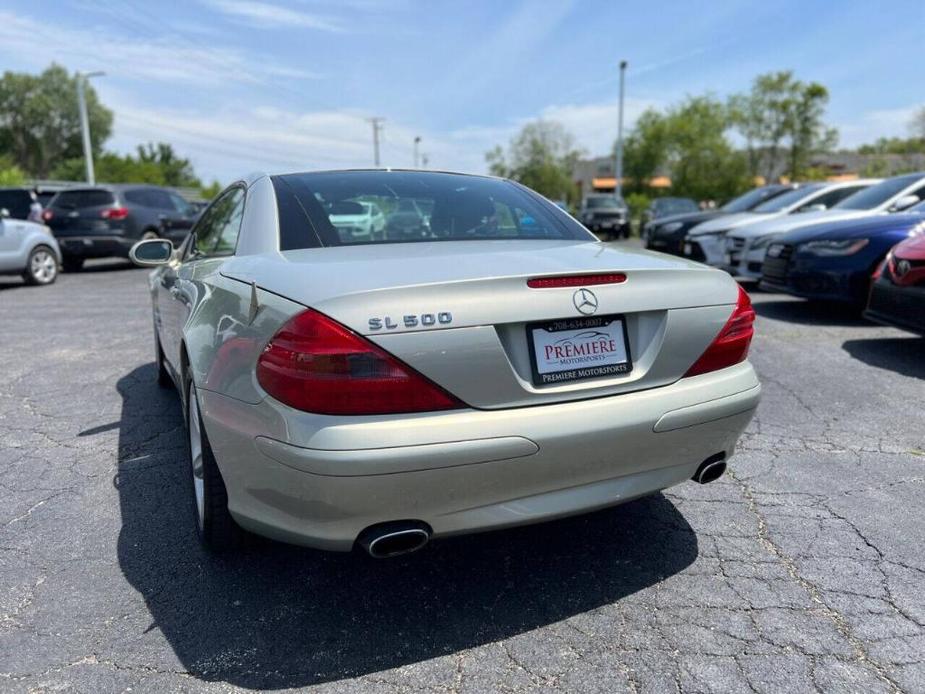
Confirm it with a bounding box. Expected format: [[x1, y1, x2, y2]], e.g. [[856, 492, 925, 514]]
[[0, 11, 321, 86], [204, 0, 343, 31], [836, 105, 923, 148]]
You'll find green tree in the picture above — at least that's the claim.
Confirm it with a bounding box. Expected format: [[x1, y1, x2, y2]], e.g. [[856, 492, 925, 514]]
[[486, 120, 583, 204], [728, 71, 836, 181], [622, 108, 669, 193], [664, 96, 749, 201], [199, 180, 223, 200], [52, 142, 204, 188], [912, 106, 925, 140], [136, 142, 200, 187], [0, 154, 26, 186], [620, 95, 749, 201], [0, 64, 113, 178]]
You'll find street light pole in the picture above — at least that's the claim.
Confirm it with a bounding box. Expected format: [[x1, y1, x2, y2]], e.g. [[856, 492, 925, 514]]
[[366, 117, 384, 167], [413, 136, 421, 168], [76, 71, 105, 185], [614, 60, 628, 199]]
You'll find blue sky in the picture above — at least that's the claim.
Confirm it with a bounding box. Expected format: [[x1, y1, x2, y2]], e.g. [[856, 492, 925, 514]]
[[1, 1, 922, 183]]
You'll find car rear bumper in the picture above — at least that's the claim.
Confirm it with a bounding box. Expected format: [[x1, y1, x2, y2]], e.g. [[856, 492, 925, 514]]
[[198, 362, 760, 551], [56, 235, 134, 258]]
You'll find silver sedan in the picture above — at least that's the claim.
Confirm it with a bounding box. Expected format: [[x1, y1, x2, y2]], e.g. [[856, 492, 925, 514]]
[[130, 170, 760, 557], [0, 212, 61, 286]]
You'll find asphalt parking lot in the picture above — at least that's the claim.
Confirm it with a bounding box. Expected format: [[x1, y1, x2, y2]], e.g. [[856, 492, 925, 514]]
[[2, 254, 924, 693]]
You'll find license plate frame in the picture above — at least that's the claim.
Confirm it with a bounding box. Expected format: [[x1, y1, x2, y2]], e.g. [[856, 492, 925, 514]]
[[526, 314, 633, 387]]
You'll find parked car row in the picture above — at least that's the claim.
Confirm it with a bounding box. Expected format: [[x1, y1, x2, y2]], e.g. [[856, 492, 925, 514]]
[[645, 172, 925, 335], [0, 183, 207, 283]]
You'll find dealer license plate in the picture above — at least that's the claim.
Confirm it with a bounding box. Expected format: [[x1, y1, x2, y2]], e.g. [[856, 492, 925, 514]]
[[527, 315, 632, 386]]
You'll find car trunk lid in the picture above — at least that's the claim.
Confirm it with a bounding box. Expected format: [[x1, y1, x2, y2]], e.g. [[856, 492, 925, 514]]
[[223, 240, 739, 408]]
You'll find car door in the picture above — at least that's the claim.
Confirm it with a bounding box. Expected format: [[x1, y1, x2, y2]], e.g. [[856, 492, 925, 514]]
[[0, 218, 23, 271], [158, 187, 245, 375]]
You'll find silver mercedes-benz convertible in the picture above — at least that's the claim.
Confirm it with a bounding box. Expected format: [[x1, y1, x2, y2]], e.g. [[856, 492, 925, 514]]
[[130, 170, 760, 557]]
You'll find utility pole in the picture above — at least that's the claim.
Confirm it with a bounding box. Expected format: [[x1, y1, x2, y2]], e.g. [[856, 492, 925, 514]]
[[614, 60, 628, 199], [366, 117, 385, 167], [76, 71, 105, 185], [413, 136, 421, 168]]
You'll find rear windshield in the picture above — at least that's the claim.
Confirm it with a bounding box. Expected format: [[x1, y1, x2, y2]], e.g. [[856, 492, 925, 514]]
[[273, 171, 593, 249], [0, 190, 34, 219], [752, 184, 827, 213], [51, 189, 115, 209], [834, 174, 922, 211]]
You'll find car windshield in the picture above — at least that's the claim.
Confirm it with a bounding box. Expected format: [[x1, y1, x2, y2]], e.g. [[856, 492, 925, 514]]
[[751, 184, 828, 213], [721, 186, 789, 213], [585, 196, 623, 209], [274, 171, 593, 249], [834, 174, 923, 210]]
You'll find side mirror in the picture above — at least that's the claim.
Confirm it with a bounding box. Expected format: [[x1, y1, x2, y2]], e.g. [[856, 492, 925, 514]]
[[130, 238, 174, 266], [890, 195, 920, 212], [0, 207, 10, 218]]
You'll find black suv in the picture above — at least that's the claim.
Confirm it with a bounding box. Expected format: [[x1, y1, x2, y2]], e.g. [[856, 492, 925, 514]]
[[44, 184, 198, 271], [579, 194, 630, 240]]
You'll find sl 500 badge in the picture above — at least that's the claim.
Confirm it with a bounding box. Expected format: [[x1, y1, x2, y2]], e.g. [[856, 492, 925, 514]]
[[369, 312, 453, 330]]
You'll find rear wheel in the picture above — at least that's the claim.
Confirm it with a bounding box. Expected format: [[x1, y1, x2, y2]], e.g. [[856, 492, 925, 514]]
[[22, 245, 58, 285], [62, 256, 84, 273], [186, 380, 243, 552]]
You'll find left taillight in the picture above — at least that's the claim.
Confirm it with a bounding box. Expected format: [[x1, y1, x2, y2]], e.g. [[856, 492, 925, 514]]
[[684, 285, 755, 378], [101, 206, 129, 220], [256, 309, 466, 416]]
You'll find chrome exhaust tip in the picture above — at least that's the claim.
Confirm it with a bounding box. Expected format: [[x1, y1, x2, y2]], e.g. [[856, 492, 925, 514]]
[[357, 522, 431, 559], [693, 455, 727, 484]]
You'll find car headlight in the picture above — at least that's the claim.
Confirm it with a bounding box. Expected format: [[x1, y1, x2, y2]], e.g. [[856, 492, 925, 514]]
[[800, 239, 869, 256], [662, 222, 683, 233]]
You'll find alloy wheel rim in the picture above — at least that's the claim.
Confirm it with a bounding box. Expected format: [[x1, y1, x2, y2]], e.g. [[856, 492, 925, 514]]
[[188, 390, 206, 530], [31, 250, 57, 283]]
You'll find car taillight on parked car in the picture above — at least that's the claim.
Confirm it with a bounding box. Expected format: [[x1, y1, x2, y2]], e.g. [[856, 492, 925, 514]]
[[256, 309, 466, 415], [41, 209, 53, 222], [101, 206, 129, 220], [684, 285, 755, 378]]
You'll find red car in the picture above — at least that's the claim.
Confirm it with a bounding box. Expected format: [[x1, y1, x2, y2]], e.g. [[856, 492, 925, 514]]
[[865, 233, 925, 335]]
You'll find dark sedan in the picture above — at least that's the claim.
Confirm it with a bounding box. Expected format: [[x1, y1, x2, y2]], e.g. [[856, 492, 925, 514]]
[[44, 185, 199, 271], [644, 184, 797, 256], [864, 232, 925, 335], [760, 205, 925, 307]]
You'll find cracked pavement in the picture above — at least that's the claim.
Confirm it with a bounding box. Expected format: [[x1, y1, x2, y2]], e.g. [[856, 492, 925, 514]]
[[1, 258, 924, 693]]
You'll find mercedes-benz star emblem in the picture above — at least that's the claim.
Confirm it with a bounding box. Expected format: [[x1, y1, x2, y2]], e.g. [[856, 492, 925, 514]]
[[573, 288, 599, 315], [896, 259, 911, 278]]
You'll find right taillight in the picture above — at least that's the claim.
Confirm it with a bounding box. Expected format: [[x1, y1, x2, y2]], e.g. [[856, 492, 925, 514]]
[[256, 309, 466, 416], [41, 209, 53, 221], [684, 285, 755, 378]]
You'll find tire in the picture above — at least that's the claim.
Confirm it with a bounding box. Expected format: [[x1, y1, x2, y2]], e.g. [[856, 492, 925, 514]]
[[22, 245, 58, 286], [186, 380, 243, 552], [62, 256, 84, 273], [155, 333, 171, 389]]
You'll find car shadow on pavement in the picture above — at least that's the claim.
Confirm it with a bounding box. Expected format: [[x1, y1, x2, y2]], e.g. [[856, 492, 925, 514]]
[[842, 336, 925, 379], [752, 297, 871, 327], [114, 364, 698, 689]]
